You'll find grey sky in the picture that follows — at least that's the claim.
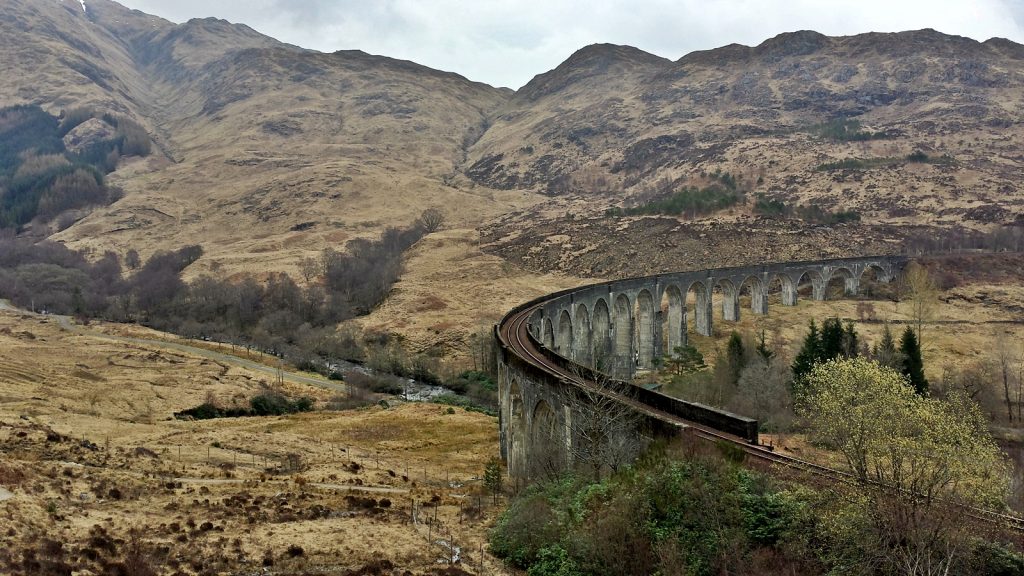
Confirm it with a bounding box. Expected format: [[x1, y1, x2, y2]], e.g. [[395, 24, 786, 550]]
[[116, 0, 1024, 89]]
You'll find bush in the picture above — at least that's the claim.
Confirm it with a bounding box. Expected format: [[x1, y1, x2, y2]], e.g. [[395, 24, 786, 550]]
[[434, 393, 496, 416], [753, 194, 789, 217], [250, 393, 314, 416], [969, 541, 1024, 575], [624, 184, 742, 219], [528, 545, 581, 576], [446, 370, 498, 409], [807, 118, 891, 142], [490, 479, 579, 568], [174, 403, 222, 420], [285, 545, 304, 558], [174, 392, 313, 420]]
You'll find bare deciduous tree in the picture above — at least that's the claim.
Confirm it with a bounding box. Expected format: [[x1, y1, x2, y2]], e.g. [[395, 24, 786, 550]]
[[125, 248, 140, 270], [563, 353, 644, 481], [298, 256, 320, 283], [417, 207, 445, 233], [996, 334, 1017, 423], [319, 247, 340, 277], [1017, 342, 1023, 422], [732, 355, 794, 433], [900, 261, 938, 348]]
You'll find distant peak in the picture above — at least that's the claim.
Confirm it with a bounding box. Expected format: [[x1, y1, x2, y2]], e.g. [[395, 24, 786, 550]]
[[678, 28, 1005, 66], [562, 43, 670, 68], [516, 44, 670, 101], [755, 30, 830, 57]]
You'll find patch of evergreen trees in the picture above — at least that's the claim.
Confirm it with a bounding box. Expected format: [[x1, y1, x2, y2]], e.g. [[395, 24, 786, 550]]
[[792, 317, 928, 396], [0, 105, 150, 230]]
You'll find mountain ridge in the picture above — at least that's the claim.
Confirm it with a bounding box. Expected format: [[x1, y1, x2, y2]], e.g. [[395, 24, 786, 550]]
[[2, 0, 1024, 350]]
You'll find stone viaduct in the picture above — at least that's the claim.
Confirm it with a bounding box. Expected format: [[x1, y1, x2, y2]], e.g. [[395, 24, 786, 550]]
[[495, 255, 908, 479]]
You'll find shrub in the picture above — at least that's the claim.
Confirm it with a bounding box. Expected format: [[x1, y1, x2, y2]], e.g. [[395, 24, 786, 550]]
[[807, 118, 892, 142], [285, 545, 304, 558], [527, 545, 581, 576], [624, 184, 742, 219], [250, 393, 314, 416], [174, 393, 313, 420], [753, 194, 789, 217]]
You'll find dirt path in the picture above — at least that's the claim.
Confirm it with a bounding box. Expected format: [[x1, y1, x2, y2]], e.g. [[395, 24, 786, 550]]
[[0, 300, 346, 394]]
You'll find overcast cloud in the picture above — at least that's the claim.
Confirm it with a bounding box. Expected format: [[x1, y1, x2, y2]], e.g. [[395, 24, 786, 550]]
[[116, 0, 1024, 88]]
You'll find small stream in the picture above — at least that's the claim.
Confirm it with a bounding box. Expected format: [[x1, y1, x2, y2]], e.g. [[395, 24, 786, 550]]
[[325, 358, 457, 402]]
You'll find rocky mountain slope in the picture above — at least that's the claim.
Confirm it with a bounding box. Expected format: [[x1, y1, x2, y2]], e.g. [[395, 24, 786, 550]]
[[2, 0, 1024, 348], [1, 0, 521, 278], [469, 30, 1024, 209], [465, 30, 1024, 276]]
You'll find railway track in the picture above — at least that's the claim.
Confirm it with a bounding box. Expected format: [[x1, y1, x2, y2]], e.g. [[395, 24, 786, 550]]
[[497, 300, 1024, 535]]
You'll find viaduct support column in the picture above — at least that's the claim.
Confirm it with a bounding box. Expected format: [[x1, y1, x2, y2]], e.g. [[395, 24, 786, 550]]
[[782, 281, 798, 306], [812, 277, 826, 301], [845, 276, 860, 296], [696, 287, 712, 337], [723, 291, 740, 322], [678, 310, 689, 350], [751, 281, 768, 315], [653, 310, 664, 365]]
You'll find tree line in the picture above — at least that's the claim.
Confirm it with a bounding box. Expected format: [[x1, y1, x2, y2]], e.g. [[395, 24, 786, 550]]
[[0, 215, 434, 374], [661, 314, 932, 435]]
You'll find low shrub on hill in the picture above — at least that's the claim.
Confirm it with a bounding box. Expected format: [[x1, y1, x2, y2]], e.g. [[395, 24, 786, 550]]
[[174, 392, 314, 420]]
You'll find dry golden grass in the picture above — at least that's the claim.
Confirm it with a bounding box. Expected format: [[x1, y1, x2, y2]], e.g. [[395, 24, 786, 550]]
[[361, 227, 588, 358], [684, 283, 1024, 382], [0, 309, 510, 574]]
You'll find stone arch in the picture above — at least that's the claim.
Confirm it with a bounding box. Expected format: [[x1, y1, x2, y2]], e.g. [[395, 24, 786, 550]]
[[796, 270, 825, 301], [769, 273, 798, 306], [613, 293, 633, 374], [740, 275, 768, 315], [635, 289, 656, 370], [717, 278, 740, 322], [573, 303, 591, 364], [859, 264, 888, 298], [591, 298, 612, 366], [556, 309, 573, 358], [661, 284, 686, 356], [688, 281, 712, 337], [541, 316, 555, 349], [507, 380, 525, 477], [530, 399, 562, 477], [825, 267, 856, 299]]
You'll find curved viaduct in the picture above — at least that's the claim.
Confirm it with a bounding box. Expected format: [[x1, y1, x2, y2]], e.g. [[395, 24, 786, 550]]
[[495, 255, 907, 479]]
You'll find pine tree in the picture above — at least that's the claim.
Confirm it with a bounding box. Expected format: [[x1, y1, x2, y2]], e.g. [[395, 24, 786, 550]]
[[899, 326, 928, 395], [842, 320, 859, 358], [872, 324, 904, 371], [755, 329, 774, 365], [725, 331, 746, 385], [483, 457, 503, 504], [665, 345, 706, 375], [792, 320, 823, 387], [820, 317, 845, 360]]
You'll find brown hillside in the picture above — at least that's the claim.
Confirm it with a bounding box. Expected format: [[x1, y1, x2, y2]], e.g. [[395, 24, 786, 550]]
[[467, 30, 1024, 278], [1, 0, 523, 281], [2, 1, 1023, 346]]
